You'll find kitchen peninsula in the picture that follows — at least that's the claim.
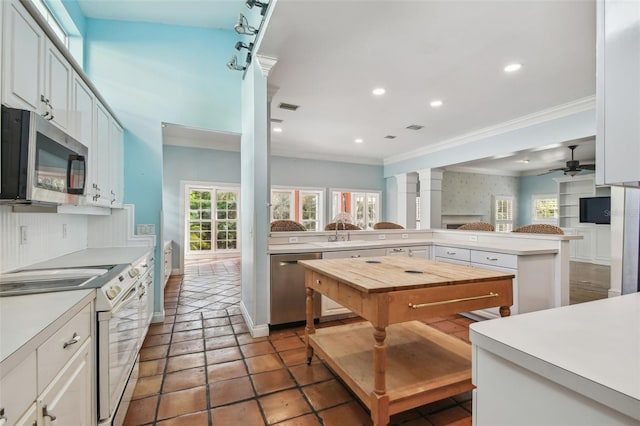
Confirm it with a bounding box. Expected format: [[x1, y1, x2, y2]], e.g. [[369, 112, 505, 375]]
[[268, 228, 578, 324]]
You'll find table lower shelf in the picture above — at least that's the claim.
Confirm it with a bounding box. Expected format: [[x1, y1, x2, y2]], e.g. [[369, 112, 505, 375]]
[[308, 320, 474, 416]]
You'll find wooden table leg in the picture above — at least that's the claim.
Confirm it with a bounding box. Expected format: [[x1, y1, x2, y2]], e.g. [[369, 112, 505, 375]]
[[305, 287, 316, 365], [371, 326, 390, 425], [500, 306, 511, 317]]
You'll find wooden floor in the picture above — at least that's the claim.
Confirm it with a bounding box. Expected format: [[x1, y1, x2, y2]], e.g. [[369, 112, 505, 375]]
[[569, 261, 610, 305]]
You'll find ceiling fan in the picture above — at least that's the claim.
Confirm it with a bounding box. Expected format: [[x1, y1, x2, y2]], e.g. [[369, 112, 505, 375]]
[[545, 145, 595, 176]]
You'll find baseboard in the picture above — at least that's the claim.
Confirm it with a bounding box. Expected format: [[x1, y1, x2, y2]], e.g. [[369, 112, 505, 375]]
[[151, 309, 166, 324], [607, 289, 621, 298], [239, 300, 269, 338]]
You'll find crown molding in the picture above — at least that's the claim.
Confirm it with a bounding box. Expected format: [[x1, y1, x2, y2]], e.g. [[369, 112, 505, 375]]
[[443, 166, 521, 177], [383, 95, 596, 166], [256, 55, 277, 77]]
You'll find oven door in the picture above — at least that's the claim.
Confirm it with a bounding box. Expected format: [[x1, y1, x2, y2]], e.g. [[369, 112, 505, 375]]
[[97, 284, 142, 423]]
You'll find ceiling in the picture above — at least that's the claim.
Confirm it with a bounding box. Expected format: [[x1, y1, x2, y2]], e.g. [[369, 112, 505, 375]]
[[75, 0, 597, 174]]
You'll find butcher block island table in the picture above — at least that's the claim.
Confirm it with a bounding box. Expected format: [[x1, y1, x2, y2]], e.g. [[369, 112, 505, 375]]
[[299, 256, 514, 426]]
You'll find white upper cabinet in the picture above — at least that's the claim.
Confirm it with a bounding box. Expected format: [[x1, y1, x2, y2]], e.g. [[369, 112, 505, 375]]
[[44, 39, 72, 133], [596, 0, 640, 186], [2, 0, 46, 113], [72, 73, 94, 144], [94, 102, 111, 207], [109, 120, 124, 208]]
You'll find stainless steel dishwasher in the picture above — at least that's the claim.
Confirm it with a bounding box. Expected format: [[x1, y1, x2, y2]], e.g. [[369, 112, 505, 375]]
[[270, 252, 322, 325]]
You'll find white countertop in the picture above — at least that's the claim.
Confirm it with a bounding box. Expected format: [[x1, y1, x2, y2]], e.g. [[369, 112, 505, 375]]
[[0, 246, 153, 365], [24, 246, 152, 270], [269, 238, 559, 256], [470, 293, 640, 420], [0, 290, 94, 363]]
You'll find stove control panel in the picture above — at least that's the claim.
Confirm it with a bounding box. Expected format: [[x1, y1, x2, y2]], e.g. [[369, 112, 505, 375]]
[[105, 280, 125, 300]]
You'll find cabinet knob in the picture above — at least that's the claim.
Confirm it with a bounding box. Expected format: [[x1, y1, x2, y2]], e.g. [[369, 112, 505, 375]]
[[350, 255, 361, 258], [446, 251, 456, 255], [42, 404, 57, 421], [486, 257, 499, 261], [316, 279, 321, 285], [63, 332, 81, 349]]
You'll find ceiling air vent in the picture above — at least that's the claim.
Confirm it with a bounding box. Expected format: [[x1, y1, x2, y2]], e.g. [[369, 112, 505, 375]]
[[270, 118, 283, 123], [278, 103, 299, 111], [406, 124, 424, 130], [384, 135, 397, 139]]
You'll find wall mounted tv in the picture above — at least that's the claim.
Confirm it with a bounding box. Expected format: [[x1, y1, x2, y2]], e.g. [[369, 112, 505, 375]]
[[579, 196, 611, 224]]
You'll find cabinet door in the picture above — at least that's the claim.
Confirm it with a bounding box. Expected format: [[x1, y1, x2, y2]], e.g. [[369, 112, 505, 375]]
[[44, 40, 72, 132], [596, 0, 640, 185], [14, 403, 37, 426], [108, 119, 124, 207], [2, 0, 46, 113], [94, 102, 111, 207], [38, 339, 93, 426], [0, 352, 37, 426], [572, 227, 594, 262], [469, 262, 518, 319]]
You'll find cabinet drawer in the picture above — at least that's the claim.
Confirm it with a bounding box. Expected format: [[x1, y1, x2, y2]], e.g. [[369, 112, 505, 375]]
[[37, 303, 91, 393], [470, 250, 517, 269], [434, 246, 471, 262], [0, 352, 36, 426]]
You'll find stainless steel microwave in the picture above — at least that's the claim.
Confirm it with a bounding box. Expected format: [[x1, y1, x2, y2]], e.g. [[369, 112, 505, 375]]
[[1, 105, 88, 205]]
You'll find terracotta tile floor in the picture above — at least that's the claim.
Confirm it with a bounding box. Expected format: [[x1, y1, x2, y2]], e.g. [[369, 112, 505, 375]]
[[124, 258, 475, 426]]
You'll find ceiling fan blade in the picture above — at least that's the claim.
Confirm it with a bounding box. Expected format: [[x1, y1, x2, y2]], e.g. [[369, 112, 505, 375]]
[[547, 167, 566, 172], [579, 164, 596, 170]]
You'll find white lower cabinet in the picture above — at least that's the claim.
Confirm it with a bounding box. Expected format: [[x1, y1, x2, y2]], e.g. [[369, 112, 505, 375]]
[[38, 339, 93, 426], [320, 248, 387, 317], [0, 301, 94, 426], [434, 245, 555, 320], [386, 245, 430, 258], [14, 403, 37, 426]]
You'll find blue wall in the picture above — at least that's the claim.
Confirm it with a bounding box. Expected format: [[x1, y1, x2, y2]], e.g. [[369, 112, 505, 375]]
[[162, 145, 386, 271], [84, 18, 241, 314], [517, 171, 563, 226]]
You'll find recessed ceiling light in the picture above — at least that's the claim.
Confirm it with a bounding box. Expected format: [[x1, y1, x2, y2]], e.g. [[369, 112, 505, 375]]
[[504, 63, 522, 73], [430, 100, 443, 108], [355, 138, 363, 144], [372, 87, 386, 96], [273, 127, 282, 133], [517, 159, 530, 164]]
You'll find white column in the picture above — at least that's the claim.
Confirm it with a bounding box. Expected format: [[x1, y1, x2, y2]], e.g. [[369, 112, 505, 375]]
[[394, 173, 418, 228], [418, 169, 443, 230]]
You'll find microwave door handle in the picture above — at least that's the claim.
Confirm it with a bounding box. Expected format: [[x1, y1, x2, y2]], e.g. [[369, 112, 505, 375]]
[[66, 154, 86, 195]]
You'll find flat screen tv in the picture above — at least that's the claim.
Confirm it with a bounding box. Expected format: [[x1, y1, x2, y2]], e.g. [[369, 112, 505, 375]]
[[579, 196, 611, 224]]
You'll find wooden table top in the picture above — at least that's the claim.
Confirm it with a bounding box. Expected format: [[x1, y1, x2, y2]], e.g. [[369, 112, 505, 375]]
[[299, 256, 514, 294]]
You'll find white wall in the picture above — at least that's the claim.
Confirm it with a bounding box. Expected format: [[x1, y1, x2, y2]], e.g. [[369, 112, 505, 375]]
[[0, 206, 88, 272]]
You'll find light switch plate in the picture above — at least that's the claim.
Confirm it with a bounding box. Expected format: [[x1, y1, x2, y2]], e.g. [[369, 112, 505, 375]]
[[378, 234, 386, 240], [288, 237, 298, 243]]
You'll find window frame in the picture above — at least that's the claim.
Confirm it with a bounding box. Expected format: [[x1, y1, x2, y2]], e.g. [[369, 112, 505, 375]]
[[183, 182, 240, 259], [330, 189, 382, 230], [270, 186, 325, 231], [493, 195, 515, 233], [531, 193, 559, 225]]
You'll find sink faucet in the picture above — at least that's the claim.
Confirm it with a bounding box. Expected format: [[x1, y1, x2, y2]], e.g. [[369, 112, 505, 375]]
[[328, 219, 346, 242]]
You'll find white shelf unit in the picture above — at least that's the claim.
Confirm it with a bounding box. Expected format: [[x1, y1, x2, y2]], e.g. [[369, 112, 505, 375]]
[[554, 175, 611, 265]]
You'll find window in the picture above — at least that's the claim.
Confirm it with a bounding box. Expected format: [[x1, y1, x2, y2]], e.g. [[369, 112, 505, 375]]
[[532, 194, 558, 224], [271, 190, 294, 220], [270, 188, 324, 231], [32, 0, 68, 47], [186, 185, 239, 255], [215, 191, 239, 250], [494, 195, 514, 232], [330, 190, 381, 230]]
